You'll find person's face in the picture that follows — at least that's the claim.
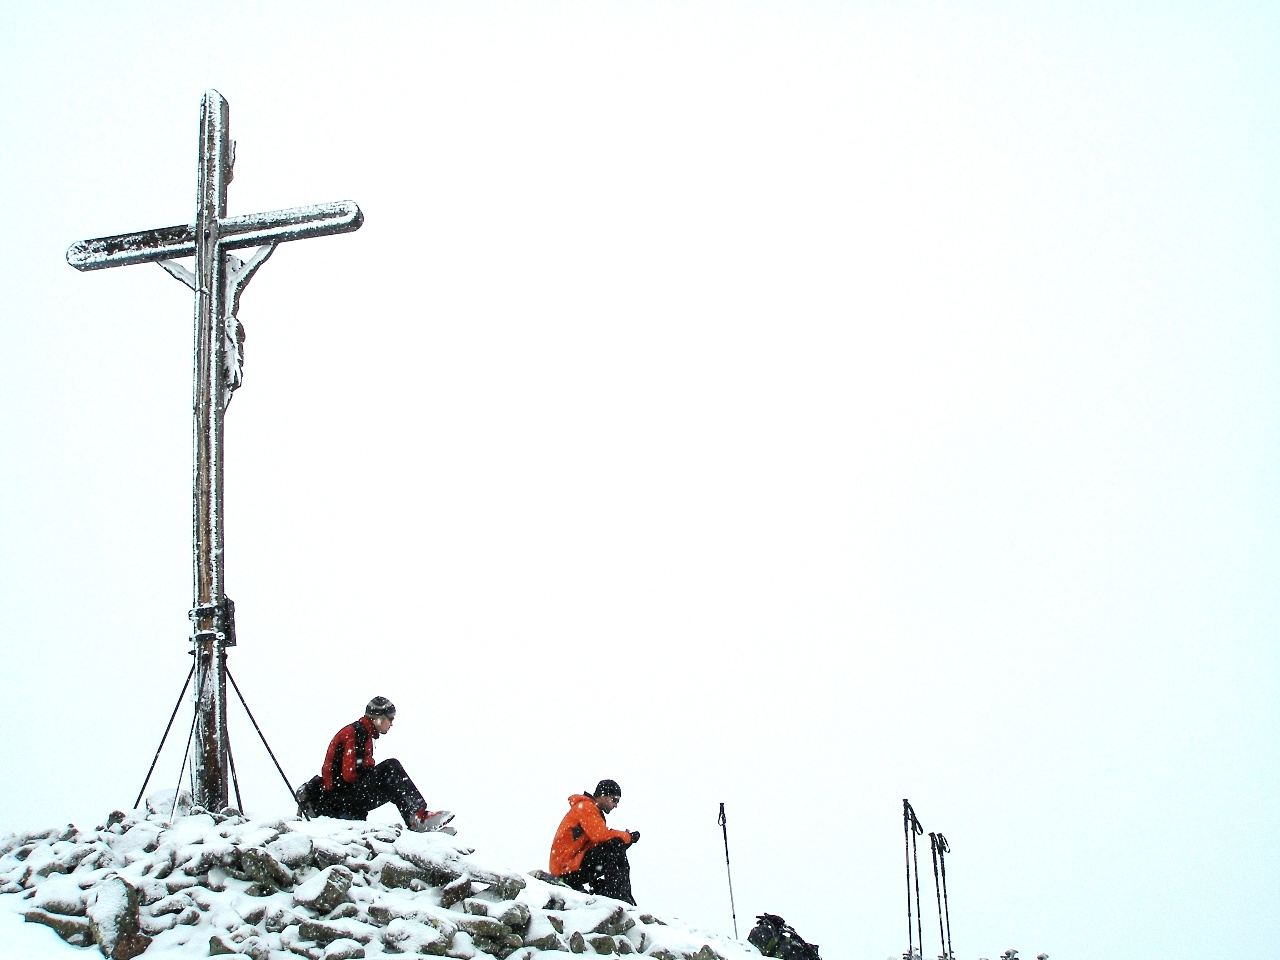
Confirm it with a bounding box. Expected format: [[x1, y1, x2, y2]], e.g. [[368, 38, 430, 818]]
[[597, 795, 619, 814], [372, 715, 394, 735]]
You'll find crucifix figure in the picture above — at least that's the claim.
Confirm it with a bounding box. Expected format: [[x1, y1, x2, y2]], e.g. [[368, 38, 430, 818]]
[[67, 90, 363, 812]]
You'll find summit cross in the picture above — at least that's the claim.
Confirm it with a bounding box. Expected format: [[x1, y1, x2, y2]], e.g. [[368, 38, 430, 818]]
[[67, 90, 364, 812]]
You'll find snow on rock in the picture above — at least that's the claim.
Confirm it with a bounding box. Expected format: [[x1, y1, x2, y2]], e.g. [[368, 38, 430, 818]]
[[85, 874, 152, 959], [0, 803, 760, 960]]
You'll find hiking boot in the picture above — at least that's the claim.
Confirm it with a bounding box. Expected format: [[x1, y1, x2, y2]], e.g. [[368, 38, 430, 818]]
[[408, 809, 455, 833], [294, 780, 317, 819]]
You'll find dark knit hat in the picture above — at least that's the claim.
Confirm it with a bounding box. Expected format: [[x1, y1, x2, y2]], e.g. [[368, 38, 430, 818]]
[[365, 696, 396, 719], [593, 779, 622, 799]]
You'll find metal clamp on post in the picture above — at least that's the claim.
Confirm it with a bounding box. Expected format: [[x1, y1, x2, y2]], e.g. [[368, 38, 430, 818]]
[[189, 596, 237, 647]]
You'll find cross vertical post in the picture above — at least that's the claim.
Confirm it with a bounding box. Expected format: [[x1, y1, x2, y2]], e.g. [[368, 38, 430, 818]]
[[191, 92, 232, 812], [66, 89, 363, 813]]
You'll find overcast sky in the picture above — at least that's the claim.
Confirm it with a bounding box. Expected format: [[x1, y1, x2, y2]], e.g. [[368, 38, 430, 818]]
[[1, 3, 1277, 959]]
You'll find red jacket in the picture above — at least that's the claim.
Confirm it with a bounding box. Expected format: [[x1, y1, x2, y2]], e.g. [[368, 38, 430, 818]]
[[321, 717, 378, 791], [549, 794, 633, 875]]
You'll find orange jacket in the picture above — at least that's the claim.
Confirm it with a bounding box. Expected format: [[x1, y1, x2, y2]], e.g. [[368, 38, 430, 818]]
[[549, 794, 633, 875]]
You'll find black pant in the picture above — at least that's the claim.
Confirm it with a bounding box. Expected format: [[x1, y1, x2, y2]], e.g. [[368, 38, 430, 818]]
[[311, 758, 425, 825], [560, 837, 635, 905]]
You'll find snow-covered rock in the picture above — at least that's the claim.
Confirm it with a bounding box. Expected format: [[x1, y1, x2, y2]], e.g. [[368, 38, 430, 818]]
[[0, 803, 759, 960], [85, 875, 151, 959]]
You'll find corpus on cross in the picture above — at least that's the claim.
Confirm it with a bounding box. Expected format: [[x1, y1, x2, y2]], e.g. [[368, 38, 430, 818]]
[[66, 89, 363, 812]]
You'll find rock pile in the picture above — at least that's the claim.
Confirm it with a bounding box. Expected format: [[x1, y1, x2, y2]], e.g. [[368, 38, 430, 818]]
[[0, 799, 752, 960]]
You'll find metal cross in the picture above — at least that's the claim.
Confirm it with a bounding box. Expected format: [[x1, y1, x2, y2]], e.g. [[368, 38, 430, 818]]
[[66, 90, 363, 812]]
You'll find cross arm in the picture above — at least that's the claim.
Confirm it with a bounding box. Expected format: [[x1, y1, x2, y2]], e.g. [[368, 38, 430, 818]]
[[66, 223, 195, 271], [217, 201, 363, 251], [66, 200, 363, 271]]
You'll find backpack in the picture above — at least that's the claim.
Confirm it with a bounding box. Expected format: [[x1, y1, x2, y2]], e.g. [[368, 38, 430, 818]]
[[747, 914, 820, 960]]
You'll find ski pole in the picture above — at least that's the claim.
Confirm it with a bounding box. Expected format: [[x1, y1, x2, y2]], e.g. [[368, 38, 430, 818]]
[[936, 833, 953, 960], [718, 803, 739, 938], [903, 800, 924, 960], [929, 833, 948, 960]]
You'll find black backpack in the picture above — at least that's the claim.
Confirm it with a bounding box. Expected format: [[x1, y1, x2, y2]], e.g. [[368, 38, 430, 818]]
[[747, 914, 820, 960]]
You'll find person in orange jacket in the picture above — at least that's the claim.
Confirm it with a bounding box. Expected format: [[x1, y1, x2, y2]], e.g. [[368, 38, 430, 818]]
[[549, 779, 639, 904]]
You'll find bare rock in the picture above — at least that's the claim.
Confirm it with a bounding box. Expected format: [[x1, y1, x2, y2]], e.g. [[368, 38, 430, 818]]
[[282, 923, 323, 959], [593, 907, 635, 936], [497, 901, 531, 932], [31, 874, 88, 915], [474, 868, 526, 902], [588, 935, 616, 954], [525, 933, 568, 951], [441, 875, 474, 907], [324, 938, 367, 960], [241, 936, 275, 960], [149, 892, 195, 916], [35, 842, 96, 877], [380, 856, 429, 890], [24, 908, 93, 946], [392, 834, 466, 887], [269, 832, 316, 870], [210, 931, 239, 955], [242, 846, 294, 890], [313, 838, 352, 868], [299, 917, 378, 946], [381, 916, 455, 955], [146, 789, 192, 818], [471, 934, 502, 956], [569, 930, 587, 953], [265, 906, 297, 933], [295, 865, 355, 914], [164, 872, 199, 892], [494, 933, 526, 957], [138, 913, 177, 935], [456, 916, 511, 939]]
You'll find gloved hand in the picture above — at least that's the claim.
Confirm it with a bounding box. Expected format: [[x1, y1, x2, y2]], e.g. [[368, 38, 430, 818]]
[[629, 831, 640, 844]]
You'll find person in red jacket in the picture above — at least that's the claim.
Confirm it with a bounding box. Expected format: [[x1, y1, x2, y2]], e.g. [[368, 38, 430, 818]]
[[294, 697, 452, 833], [549, 779, 639, 904]]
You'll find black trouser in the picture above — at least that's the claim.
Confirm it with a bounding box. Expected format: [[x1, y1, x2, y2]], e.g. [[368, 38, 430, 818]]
[[560, 837, 635, 905], [311, 758, 425, 824]]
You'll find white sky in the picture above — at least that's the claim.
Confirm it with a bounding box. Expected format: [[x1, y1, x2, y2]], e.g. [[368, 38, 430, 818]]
[[1, 3, 1277, 958]]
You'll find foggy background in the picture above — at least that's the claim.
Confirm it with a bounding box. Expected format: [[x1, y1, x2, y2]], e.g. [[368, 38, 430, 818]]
[[1, 4, 1276, 958]]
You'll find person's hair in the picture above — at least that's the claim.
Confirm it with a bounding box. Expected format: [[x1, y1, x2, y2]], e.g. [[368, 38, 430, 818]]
[[365, 696, 396, 719], [593, 779, 622, 799]]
